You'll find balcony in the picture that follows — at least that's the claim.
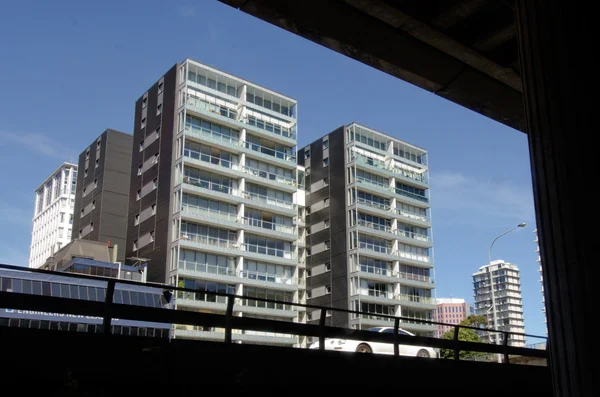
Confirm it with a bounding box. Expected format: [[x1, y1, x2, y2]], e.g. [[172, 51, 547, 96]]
[[239, 270, 299, 292], [357, 242, 397, 262], [179, 234, 241, 257], [352, 153, 428, 188], [241, 141, 296, 169], [395, 294, 437, 309], [352, 264, 397, 284], [391, 207, 431, 227], [355, 176, 393, 197], [185, 98, 244, 132], [240, 243, 297, 266], [394, 251, 434, 268], [241, 217, 296, 241], [398, 319, 438, 333], [395, 230, 433, 248], [180, 204, 240, 230], [354, 313, 395, 328], [240, 300, 298, 318], [176, 292, 228, 311], [355, 289, 399, 305], [243, 115, 297, 146], [184, 127, 243, 154], [355, 219, 396, 240], [240, 191, 296, 216], [392, 187, 429, 207], [177, 261, 240, 284], [396, 272, 435, 288], [180, 177, 244, 206], [240, 165, 297, 192], [183, 152, 245, 180]]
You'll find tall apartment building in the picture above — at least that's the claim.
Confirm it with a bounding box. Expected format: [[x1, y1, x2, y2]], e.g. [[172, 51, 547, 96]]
[[472, 260, 525, 346], [72, 129, 132, 263], [534, 229, 547, 333], [126, 59, 304, 346], [29, 163, 78, 268], [433, 298, 474, 338], [297, 123, 437, 336]]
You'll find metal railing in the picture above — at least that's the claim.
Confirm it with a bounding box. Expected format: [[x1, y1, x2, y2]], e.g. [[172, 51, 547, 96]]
[[182, 176, 236, 196], [395, 293, 436, 305], [243, 142, 296, 164], [186, 97, 238, 120], [356, 264, 393, 277], [180, 233, 239, 250], [178, 260, 237, 277], [393, 208, 430, 223], [184, 150, 238, 171], [244, 115, 297, 140], [184, 126, 241, 147], [396, 271, 433, 284], [395, 230, 431, 242], [356, 197, 391, 212], [394, 188, 429, 203], [239, 270, 297, 286], [357, 219, 393, 234], [0, 263, 547, 365], [241, 217, 295, 234], [358, 242, 394, 255]]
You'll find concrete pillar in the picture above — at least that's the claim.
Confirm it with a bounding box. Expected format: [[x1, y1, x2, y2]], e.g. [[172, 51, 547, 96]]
[[515, 2, 596, 396]]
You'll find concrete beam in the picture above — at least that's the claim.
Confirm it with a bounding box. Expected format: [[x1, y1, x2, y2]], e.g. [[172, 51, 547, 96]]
[[220, 0, 525, 132]]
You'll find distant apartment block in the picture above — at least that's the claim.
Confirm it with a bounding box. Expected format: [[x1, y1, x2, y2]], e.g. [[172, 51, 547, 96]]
[[29, 163, 77, 268], [473, 260, 525, 346], [534, 229, 546, 333], [125, 59, 304, 346], [433, 298, 474, 338], [72, 129, 132, 263], [298, 123, 436, 336]]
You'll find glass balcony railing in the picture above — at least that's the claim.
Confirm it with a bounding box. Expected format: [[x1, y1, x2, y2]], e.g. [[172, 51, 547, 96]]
[[184, 126, 241, 148], [239, 270, 297, 286], [395, 230, 431, 243], [243, 141, 296, 164], [178, 260, 237, 277], [394, 188, 429, 203], [177, 290, 228, 305], [357, 264, 393, 277], [358, 242, 394, 255], [242, 298, 295, 312], [395, 294, 436, 305], [242, 243, 296, 260], [186, 97, 239, 120], [242, 217, 295, 235], [357, 219, 393, 234], [241, 166, 296, 187], [244, 115, 297, 141], [181, 176, 237, 196], [393, 250, 432, 264], [396, 272, 433, 284], [393, 208, 430, 223], [241, 191, 294, 210], [184, 151, 239, 171], [356, 176, 390, 192], [352, 153, 428, 184], [356, 197, 392, 212], [356, 313, 395, 322], [180, 233, 239, 250], [180, 204, 238, 223]]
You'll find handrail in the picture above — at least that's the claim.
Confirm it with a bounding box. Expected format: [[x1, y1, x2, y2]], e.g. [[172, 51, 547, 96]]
[[181, 204, 238, 223], [241, 191, 294, 209], [182, 176, 235, 195], [241, 217, 295, 234], [240, 166, 296, 186], [184, 150, 238, 170], [180, 233, 238, 249], [0, 263, 547, 363], [241, 242, 296, 259], [243, 141, 295, 163]]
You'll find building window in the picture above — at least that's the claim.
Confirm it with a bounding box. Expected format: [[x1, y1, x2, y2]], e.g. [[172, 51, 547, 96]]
[[150, 230, 155, 242], [157, 104, 162, 115], [324, 177, 329, 186], [325, 262, 331, 271], [142, 96, 147, 109], [151, 204, 156, 214], [92, 200, 96, 209], [306, 227, 311, 235], [140, 141, 144, 152], [153, 178, 158, 188], [95, 158, 99, 168], [133, 240, 138, 251], [94, 179, 98, 188], [323, 157, 329, 167], [84, 169, 88, 177], [305, 149, 310, 159], [82, 188, 86, 196], [90, 222, 94, 231], [158, 82, 163, 94], [79, 230, 82, 238], [323, 138, 329, 149], [324, 198, 329, 207], [141, 118, 146, 129], [134, 214, 140, 225], [136, 190, 141, 200], [324, 219, 330, 228], [306, 248, 311, 256], [153, 152, 159, 164], [97, 140, 101, 149], [137, 165, 143, 176], [86, 150, 90, 160], [325, 284, 331, 294], [324, 240, 330, 250], [306, 269, 311, 277]]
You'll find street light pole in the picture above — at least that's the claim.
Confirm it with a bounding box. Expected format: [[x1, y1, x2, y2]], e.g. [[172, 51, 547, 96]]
[[487, 222, 526, 362]]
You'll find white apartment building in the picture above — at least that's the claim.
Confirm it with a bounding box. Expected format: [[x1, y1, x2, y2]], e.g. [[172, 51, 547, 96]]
[[29, 163, 77, 268], [473, 260, 525, 346], [127, 60, 305, 347]]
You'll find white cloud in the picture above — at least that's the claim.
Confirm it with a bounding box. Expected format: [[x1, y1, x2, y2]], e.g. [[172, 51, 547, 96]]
[[177, 5, 195, 18], [0, 131, 74, 160], [431, 171, 535, 222]]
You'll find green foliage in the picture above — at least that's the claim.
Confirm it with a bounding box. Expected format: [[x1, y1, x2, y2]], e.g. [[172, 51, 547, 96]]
[[439, 315, 488, 359]]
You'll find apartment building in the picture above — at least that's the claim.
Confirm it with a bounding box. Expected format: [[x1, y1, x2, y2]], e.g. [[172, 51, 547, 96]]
[[473, 260, 525, 346], [72, 129, 133, 263], [126, 59, 304, 346], [29, 163, 77, 268], [434, 298, 474, 338], [297, 123, 437, 336], [534, 229, 546, 333]]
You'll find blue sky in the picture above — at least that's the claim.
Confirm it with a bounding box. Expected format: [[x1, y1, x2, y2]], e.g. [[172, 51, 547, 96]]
[[0, 1, 544, 338]]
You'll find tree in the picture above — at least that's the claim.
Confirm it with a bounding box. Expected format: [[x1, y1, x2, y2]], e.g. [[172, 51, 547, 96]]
[[439, 315, 488, 359]]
